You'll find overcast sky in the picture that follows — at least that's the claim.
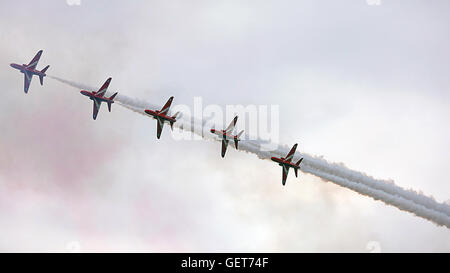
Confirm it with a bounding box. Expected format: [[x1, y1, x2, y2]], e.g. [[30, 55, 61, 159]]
[[0, 0, 450, 252]]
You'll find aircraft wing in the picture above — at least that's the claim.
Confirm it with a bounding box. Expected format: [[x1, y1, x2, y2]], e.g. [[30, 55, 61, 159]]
[[23, 71, 32, 93], [27, 50, 42, 70], [159, 96, 174, 115], [156, 118, 165, 139], [282, 165, 290, 186], [221, 139, 229, 158], [92, 98, 101, 120], [225, 116, 238, 133], [96, 78, 112, 97], [284, 143, 298, 163]]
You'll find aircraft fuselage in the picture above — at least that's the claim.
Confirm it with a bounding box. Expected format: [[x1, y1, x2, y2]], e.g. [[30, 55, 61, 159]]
[[10, 63, 45, 77], [210, 129, 235, 140], [271, 157, 299, 169], [80, 90, 114, 104], [145, 109, 176, 123]]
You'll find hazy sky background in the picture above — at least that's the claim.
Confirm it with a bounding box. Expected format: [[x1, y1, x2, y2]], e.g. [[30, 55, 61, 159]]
[[1, 0, 450, 252]]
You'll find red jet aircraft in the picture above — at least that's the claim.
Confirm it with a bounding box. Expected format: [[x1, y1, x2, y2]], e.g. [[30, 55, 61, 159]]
[[10, 50, 49, 93], [210, 116, 244, 158], [144, 96, 179, 139], [80, 77, 118, 120], [271, 143, 303, 186]]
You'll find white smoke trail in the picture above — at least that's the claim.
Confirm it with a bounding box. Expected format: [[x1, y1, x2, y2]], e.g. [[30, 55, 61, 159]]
[[248, 141, 450, 218], [49, 75, 450, 229]]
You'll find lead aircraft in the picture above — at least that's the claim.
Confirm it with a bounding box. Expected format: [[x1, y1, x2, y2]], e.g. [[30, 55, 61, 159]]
[[10, 50, 49, 93]]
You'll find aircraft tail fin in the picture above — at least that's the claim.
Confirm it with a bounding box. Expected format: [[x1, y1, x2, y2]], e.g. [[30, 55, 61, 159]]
[[171, 111, 180, 119], [107, 93, 118, 112], [41, 65, 49, 74], [234, 130, 244, 149], [294, 158, 303, 178], [109, 92, 118, 100], [39, 65, 49, 85], [170, 111, 180, 130]]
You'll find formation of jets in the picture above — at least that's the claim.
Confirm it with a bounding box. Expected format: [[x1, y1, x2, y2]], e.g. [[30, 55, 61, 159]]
[[10, 50, 304, 186]]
